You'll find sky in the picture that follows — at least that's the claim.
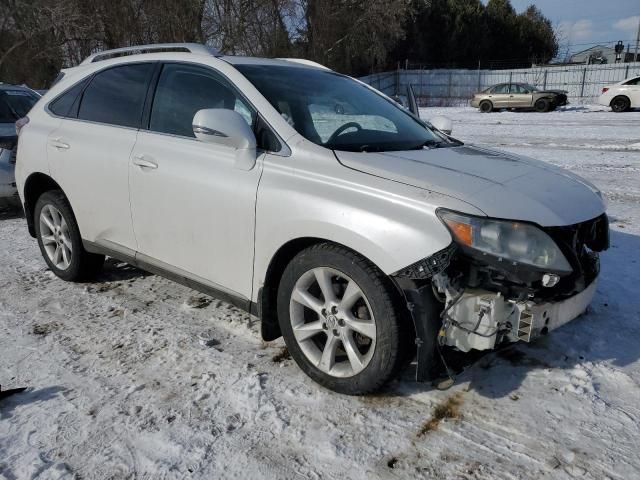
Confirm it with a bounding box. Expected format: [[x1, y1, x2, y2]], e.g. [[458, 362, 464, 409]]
[[495, 0, 640, 54]]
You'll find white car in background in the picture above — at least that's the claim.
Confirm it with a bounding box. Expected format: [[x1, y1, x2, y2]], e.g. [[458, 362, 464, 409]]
[[598, 75, 640, 112], [15, 44, 609, 394]]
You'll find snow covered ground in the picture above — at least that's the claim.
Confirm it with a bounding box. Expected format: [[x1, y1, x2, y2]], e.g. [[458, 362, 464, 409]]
[[1, 105, 639, 480]]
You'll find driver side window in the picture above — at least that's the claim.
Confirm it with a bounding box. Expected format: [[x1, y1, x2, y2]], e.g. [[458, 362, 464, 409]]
[[149, 63, 255, 138]]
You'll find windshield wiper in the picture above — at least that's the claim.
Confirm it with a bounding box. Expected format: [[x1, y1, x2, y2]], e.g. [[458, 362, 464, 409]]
[[417, 139, 446, 149]]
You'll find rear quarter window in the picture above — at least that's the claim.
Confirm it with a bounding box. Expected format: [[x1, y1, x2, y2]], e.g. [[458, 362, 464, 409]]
[[49, 78, 90, 118]]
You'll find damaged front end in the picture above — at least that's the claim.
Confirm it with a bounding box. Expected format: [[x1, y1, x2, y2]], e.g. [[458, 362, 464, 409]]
[[393, 211, 609, 381]]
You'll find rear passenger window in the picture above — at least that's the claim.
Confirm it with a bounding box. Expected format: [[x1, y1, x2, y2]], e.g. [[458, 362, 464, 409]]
[[78, 63, 154, 128], [491, 85, 509, 94], [49, 78, 89, 118], [149, 63, 255, 138]]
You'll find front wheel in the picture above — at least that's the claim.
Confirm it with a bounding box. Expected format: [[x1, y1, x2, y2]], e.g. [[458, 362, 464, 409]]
[[277, 244, 409, 395], [34, 191, 105, 281], [534, 98, 550, 112]]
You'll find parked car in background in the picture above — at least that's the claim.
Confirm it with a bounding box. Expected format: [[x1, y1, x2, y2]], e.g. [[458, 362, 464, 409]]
[[471, 83, 568, 113], [1, 83, 40, 198], [598, 76, 640, 112], [15, 44, 608, 395]]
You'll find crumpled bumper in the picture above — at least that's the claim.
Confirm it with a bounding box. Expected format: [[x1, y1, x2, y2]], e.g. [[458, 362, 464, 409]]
[[441, 278, 598, 353]]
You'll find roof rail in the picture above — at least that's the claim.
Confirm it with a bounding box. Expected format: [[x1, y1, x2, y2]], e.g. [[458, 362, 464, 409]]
[[276, 58, 331, 70], [81, 43, 219, 65]]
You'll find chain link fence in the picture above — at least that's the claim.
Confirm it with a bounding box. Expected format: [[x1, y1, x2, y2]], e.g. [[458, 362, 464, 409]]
[[361, 62, 640, 107]]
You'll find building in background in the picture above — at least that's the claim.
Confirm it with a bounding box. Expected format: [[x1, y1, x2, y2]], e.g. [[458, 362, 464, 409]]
[[570, 45, 636, 64]]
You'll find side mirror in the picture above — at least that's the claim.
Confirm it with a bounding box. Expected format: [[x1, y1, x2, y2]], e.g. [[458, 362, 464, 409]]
[[192, 109, 257, 170], [429, 115, 453, 135]]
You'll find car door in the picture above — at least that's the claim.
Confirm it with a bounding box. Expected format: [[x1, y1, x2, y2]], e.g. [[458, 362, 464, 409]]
[[488, 84, 510, 108], [48, 63, 155, 254], [509, 84, 533, 108], [129, 62, 263, 299]]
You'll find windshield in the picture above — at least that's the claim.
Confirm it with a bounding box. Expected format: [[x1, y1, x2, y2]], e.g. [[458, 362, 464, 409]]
[[0, 89, 39, 123], [236, 64, 441, 152]]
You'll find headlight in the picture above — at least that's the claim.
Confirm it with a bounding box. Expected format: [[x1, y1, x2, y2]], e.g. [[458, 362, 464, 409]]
[[437, 209, 572, 273]]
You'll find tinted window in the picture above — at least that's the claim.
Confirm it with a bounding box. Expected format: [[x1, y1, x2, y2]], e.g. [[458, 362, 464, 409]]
[[491, 84, 509, 94], [0, 90, 39, 122], [49, 78, 89, 118], [624, 77, 640, 86], [78, 63, 153, 128], [255, 115, 281, 152], [149, 63, 255, 137]]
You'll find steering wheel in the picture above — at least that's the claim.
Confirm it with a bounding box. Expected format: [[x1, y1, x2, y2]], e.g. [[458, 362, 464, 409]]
[[326, 122, 363, 145]]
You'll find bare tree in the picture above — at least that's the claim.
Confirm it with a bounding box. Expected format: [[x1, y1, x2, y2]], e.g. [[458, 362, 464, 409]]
[[300, 0, 410, 74]]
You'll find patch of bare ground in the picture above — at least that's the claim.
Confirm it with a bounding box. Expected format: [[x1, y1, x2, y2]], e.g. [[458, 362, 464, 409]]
[[418, 392, 464, 436]]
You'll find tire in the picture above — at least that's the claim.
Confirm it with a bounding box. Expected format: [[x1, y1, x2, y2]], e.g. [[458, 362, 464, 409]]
[[277, 243, 410, 395], [34, 190, 104, 281], [534, 98, 550, 112], [611, 96, 630, 113], [479, 100, 493, 113]]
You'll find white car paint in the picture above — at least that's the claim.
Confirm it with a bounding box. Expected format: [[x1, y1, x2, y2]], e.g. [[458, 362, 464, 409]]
[[15, 48, 607, 356], [598, 75, 640, 110]]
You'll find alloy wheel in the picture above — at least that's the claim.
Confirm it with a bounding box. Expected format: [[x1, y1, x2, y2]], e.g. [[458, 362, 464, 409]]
[[39, 204, 72, 270], [289, 267, 377, 378]]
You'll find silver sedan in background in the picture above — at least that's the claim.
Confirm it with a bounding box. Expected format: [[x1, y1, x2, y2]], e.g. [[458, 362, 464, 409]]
[[471, 82, 568, 113]]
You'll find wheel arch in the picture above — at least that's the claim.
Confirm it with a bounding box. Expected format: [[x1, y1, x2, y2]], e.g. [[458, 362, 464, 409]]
[[257, 236, 413, 342], [479, 99, 493, 112], [22, 172, 65, 238], [610, 95, 630, 108]]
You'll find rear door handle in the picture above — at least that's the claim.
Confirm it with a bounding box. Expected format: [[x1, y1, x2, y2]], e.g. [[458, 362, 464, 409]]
[[49, 138, 70, 150], [132, 155, 158, 169]]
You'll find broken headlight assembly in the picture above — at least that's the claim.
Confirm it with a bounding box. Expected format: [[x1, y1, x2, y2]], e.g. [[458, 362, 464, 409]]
[[436, 209, 572, 274]]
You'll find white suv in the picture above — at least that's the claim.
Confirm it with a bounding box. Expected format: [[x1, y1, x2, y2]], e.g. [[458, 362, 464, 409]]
[[16, 44, 609, 394]]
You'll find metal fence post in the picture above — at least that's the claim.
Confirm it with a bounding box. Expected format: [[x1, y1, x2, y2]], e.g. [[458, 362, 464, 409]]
[[543, 70, 548, 90], [580, 67, 587, 98]]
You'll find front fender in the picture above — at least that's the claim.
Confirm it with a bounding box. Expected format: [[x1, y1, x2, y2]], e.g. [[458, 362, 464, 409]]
[[252, 144, 483, 303]]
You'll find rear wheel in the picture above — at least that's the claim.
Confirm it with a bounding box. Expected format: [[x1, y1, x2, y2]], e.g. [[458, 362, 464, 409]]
[[611, 96, 630, 113], [35, 191, 104, 281], [277, 244, 409, 395], [479, 100, 493, 113], [534, 98, 550, 112]]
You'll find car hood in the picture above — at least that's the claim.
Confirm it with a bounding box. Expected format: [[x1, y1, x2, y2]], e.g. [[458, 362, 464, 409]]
[[538, 89, 567, 95], [335, 145, 605, 227]]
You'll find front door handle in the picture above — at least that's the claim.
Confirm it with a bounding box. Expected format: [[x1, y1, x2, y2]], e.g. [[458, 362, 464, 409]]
[[49, 138, 70, 150], [132, 155, 158, 169]]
